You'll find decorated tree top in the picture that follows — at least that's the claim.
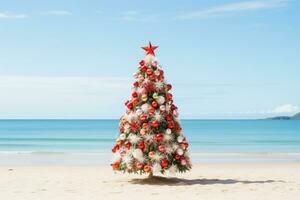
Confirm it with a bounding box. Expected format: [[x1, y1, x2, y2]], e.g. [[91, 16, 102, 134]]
[[111, 42, 191, 176]]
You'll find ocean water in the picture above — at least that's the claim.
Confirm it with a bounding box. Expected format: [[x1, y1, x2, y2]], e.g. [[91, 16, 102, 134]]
[[0, 119, 299, 165]]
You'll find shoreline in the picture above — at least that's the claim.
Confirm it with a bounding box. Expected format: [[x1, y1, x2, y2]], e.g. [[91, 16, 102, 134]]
[[0, 151, 299, 165], [1, 163, 300, 200]]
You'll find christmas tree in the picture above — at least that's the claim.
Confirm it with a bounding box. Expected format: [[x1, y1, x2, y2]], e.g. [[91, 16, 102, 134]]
[[111, 42, 191, 176]]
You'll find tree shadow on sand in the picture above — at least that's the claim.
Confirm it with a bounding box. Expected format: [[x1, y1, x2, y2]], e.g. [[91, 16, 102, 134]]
[[129, 176, 285, 186]]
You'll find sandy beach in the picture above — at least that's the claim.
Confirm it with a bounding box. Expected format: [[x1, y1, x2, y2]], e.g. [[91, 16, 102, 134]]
[[1, 163, 299, 200]]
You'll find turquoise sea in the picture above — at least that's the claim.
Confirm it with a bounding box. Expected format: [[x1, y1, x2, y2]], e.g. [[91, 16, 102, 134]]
[[0, 119, 300, 165]]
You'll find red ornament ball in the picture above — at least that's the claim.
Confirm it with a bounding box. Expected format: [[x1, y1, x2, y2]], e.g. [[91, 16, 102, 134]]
[[142, 123, 148, 129], [149, 106, 155, 114], [168, 122, 174, 129], [133, 81, 139, 87], [132, 91, 138, 98], [127, 102, 133, 109], [138, 141, 145, 149], [161, 159, 168, 168], [112, 162, 120, 170], [167, 84, 172, 91], [136, 162, 144, 169], [151, 120, 159, 128], [111, 144, 120, 153], [139, 114, 147, 121], [158, 145, 165, 152], [141, 66, 148, 72], [151, 101, 158, 108], [139, 60, 145, 66], [146, 68, 153, 75], [149, 74, 156, 81], [167, 93, 173, 100], [124, 141, 131, 149], [171, 104, 177, 111], [166, 115, 172, 121], [155, 133, 163, 142], [175, 154, 181, 160], [132, 98, 139, 105], [182, 142, 189, 149]]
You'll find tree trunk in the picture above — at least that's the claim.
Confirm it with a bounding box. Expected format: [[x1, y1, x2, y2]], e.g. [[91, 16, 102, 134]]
[[148, 172, 153, 178]]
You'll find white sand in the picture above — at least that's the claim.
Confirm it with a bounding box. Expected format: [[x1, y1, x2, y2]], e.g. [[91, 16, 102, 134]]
[[1, 163, 300, 200]]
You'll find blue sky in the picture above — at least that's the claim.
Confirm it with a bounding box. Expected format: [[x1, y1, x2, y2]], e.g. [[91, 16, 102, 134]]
[[0, 0, 299, 119]]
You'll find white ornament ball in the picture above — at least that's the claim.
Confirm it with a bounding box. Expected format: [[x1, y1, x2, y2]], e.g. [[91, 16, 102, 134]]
[[141, 103, 149, 112], [184, 151, 190, 158], [160, 105, 166, 112], [157, 96, 165, 105], [152, 93, 158, 99], [119, 133, 126, 140], [166, 129, 172, 135], [177, 148, 184, 156], [154, 70, 160, 76], [132, 149, 143, 161], [177, 136, 184, 143]]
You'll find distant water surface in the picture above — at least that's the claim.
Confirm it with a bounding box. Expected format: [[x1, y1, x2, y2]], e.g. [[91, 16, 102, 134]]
[[0, 119, 299, 165]]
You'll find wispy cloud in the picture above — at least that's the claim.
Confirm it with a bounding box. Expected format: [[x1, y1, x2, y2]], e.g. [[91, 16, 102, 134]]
[[272, 104, 298, 114], [0, 12, 29, 19], [0, 10, 73, 20], [183, 104, 299, 119], [244, 104, 299, 115], [37, 10, 72, 16], [120, 11, 156, 22], [176, 0, 288, 20]]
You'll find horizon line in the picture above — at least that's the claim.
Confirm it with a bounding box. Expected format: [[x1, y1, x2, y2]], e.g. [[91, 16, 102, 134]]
[[0, 118, 264, 120]]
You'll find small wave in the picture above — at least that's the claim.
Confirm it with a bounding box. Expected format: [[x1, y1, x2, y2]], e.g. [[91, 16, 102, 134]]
[[191, 152, 300, 157], [0, 151, 67, 155], [0, 138, 114, 142], [0, 150, 110, 155], [30, 151, 67, 155]]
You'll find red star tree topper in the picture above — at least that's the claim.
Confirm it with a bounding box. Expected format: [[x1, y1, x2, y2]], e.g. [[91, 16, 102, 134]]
[[111, 42, 192, 176], [142, 42, 158, 56]]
